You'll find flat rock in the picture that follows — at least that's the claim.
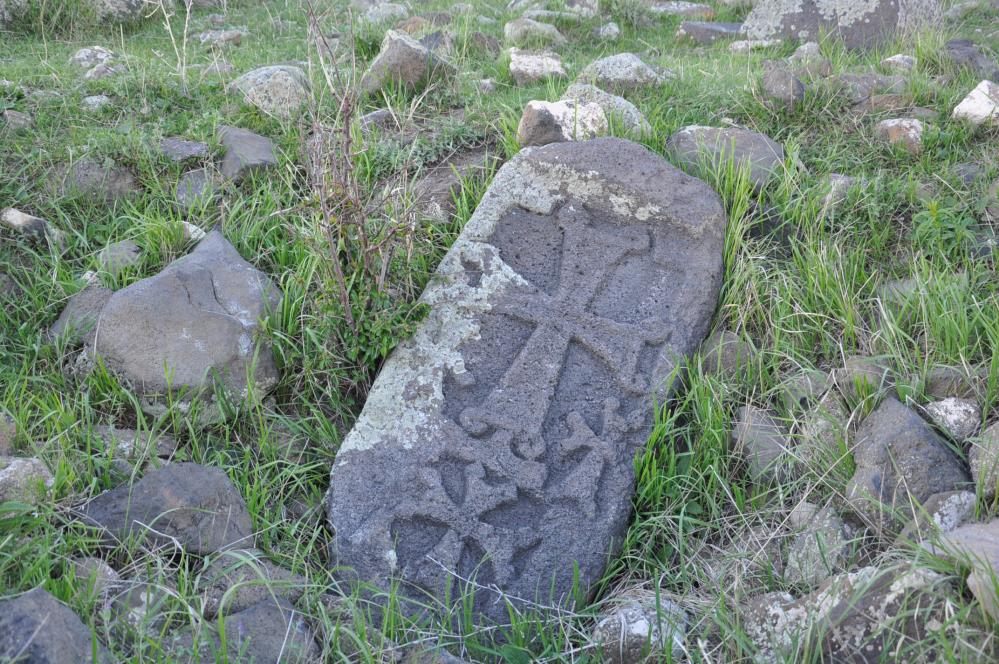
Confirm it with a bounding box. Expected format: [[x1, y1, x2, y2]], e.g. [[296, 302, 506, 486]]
[[411, 147, 498, 221], [517, 99, 607, 147], [508, 48, 566, 85], [665, 125, 784, 191], [562, 83, 651, 134], [0, 588, 113, 664], [50, 283, 113, 345], [53, 157, 140, 201], [82, 462, 252, 554], [845, 397, 970, 532], [952, 80, 999, 127], [742, 0, 941, 49], [743, 565, 950, 661], [577, 53, 670, 92], [90, 230, 280, 421], [167, 598, 319, 662], [360, 30, 454, 95], [176, 168, 217, 209], [160, 137, 210, 162], [784, 504, 851, 586], [676, 21, 743, 44], [325, 138, 726, 624], [232, 65, 310, 118], [218, 125, 277, 181]]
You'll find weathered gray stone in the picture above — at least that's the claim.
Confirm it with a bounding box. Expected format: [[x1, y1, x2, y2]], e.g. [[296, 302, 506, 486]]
[[650, 1, 716, 18], [952, 80, 999, 127], [504, 17, 566, 47], [50, 283, 113, 346], [0, 456, 54, 502], [666, 126, 783, 191], [875, 117, 924, 155], [562, 83, 651, 135], [411, 147, 498, 221], [970, 421, 999, 499], [896, 489, 976, 544], [198, 548, 307, 618], [218, 125, 277, 182], [176, 168, 217, 209], [845, 397, 970, 532], [742, 0, 942, 49], [943, 39, 999, 80], [0, 588, 113, 664], [832, 72, 907, 104], [743, 565, 950, 661], [577, 53, 670, 92], [326, 138, 726, 623], [70, 45, 115, 68], [54, 157, 140, 201], [360, 30, 454, 96], [90, 230, 280, 421], [167, 598, 319, 663], [1, 207, 62, 245], [2, 109, 31, 129], [785, 503, 851, 586], [779, 368, 832, 411], [596, 21, 621, 40], [924, 397, 980, 442], [93, 0, 145, 22], [882, 53, 917, 71], [676, 21, 743, 44], [82, 462, 253, 554], [936, 519, 999, 618], [98, 239, 141, 275], [832, 354, 892, 400], [508, 48, 566, 85], [590, 589, 687, 663], [517, 99, 607, 147], [924, 365, 986, 400], [364, 2, 408, 23], [232, 65, 310, 119], [796, 390, 852, 472], [160, 137, 209, 163], [70, 557, 121, 598], [81, 94, 113, 112], [700, 329, 756, 376], [733, 405, 789, 482], [761, 62, 804, 111], [819, 173, 857, 216], [0, 414, 14, 456]]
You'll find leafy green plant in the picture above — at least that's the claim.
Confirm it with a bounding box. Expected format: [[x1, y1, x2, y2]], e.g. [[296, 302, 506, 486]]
[[911, 200, 977, 260]]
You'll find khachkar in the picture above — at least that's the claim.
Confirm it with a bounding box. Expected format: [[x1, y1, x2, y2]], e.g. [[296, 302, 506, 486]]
[[326, 138, 726, 623]]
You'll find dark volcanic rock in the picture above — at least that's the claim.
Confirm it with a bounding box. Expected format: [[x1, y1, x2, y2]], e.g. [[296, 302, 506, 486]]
[[218, 125, 278, 181], [743, 0, 942, 49], [90, 230, 281, 421], [666, 126, 784, 191], [0, 588, 113, 664], [50, 283, 113, 345], [325, 137, 727, 624], [82, 462, 253, 554], [943, 39, 999, 80]]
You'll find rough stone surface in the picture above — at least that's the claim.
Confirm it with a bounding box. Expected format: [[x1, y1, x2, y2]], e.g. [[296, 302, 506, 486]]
[[81, 94, 112, 111], [167, 598, 319, 663], [232, 65, 310, 118], [970, 421, 999, 499], [0, 414, 14, 456], [896, 489, 976, 544], [508, 48, 566, 85], [198, 548, 307, 618], [82, 462, 253, 554], [325, 138, 726, 623], [943, 39, 999, 80], [729, 38, 782, 52], [3, 108, 31, 129], [700, 329, 756, 376], [177, 168, 217, 209], [742, 0, 942, 49], [590, 590, 687, 663], [780, 368, 832, 411], [743, 565, 950, 661], [0, 588, 113, 664], [562, 83, 651, 135], [733, 405, 789, 482], [218, 125, 277, 182], [360, 30, 454, 95], [845, 397, 970, 532], [596, 21, 621, 40], [70, 46, 115, 69], [50, 283, 113, 346], [937, 519, 999, 618], [517, 99, 608, 147], [650, 1, 716, 18], [364, 2, 408, 23], [952, 80, 999, 127], [160, 137, 210, 163], [504, 17, 566, 47], [70, 557, 121, 598], [924, 397, 980, 442], [785, 504, 851, 586], [2, 207, 60, 244], [676, 21, 743, 44], [875, 118, 924, 154], [98, 239, 141, 274], [54, 157, 139, 201], [796, 391, 852, 472], [93, 0, 146, 22], [90, 230, 280, 420], [666, 125, 784, 191], [833, 355, 891, 400], [577, 53, 669, 92], [882, 53, 917, 71], [819, 173, 857, 216], [0, 456, 54, 502], [761, 62, 804, 111], [833, 72, 906, 104], [411, 147, 498, 221]]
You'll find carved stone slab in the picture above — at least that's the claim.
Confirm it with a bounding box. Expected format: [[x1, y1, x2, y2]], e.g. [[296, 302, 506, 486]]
[[326, 138, 726, 623]]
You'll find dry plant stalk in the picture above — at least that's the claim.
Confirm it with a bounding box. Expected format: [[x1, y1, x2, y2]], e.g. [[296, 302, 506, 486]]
[[146, 0, 193, 91], [304, 0, 419, 333]]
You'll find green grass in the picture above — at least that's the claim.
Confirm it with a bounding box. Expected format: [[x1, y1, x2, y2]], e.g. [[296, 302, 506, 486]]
[[3, 0, 999, 660]]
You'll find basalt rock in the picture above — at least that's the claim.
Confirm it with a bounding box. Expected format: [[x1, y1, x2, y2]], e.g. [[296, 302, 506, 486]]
[[325, 138, 726, 624]]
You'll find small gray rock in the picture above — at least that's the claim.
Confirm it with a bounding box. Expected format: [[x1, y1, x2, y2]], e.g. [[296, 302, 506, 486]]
[[562, 83, 651, 135], [943, 39, 999, 80], [845, 397, 970, 532], [231, 65, 310, 118], [0, 588, 113, 664], [0, 456, 54, 502], [82, 462, 253, 554], [1, 207, 61, 245], [936, 519, 999, 618], [732, 405, 789, 482], [796, 390, 852, 472], [924, 397, 980, 442], [198, 548, 307, 618], [896, 489, 976, 544], [508, 48, 566, 85], [577, 53, 670, 92], [98, 239, 141, 275], [218, 126, 277, 182], [761, 62, 804, 111], [700, 329, 757, 376], [360, 30, 455, 96], [503, 17, 566, 47], [176, 168, 217, 209], [676, 21, 743, 44], [70, 45, 115, 68], [785, 503, 852, 586], [160, 137, 210, 163], [832, 355, 892, 401], [666, 125, 784, 191], [970, 421, 999, 499], [516, 99, 607, 147], [2, 109, 31, 130], [591, 589, 687, 663], [779, 368, 832, 411], [54, 157, 140, 201]]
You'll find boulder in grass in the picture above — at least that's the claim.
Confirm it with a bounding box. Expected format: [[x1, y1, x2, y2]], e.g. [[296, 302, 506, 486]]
[[218, 126, 277, 182], [590, 589, 688, 663], [562, 83, 651, 135], [676, 21, 743, 44], [516, 99, 608, 147], [90, 230, 281, 423], [360, 30, 455, 96], [0, 456, 54, 502], [0, 588, 114, 664], [577, 53, 671, 92], [503, 17, 567, 47], [326, 138, 726, 624], [232, 65, 310, 119], [742, 0, 942, 50], [508, 48, 567, 85], [665, 125, 784, 191], [82, 462, 253, 554]]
